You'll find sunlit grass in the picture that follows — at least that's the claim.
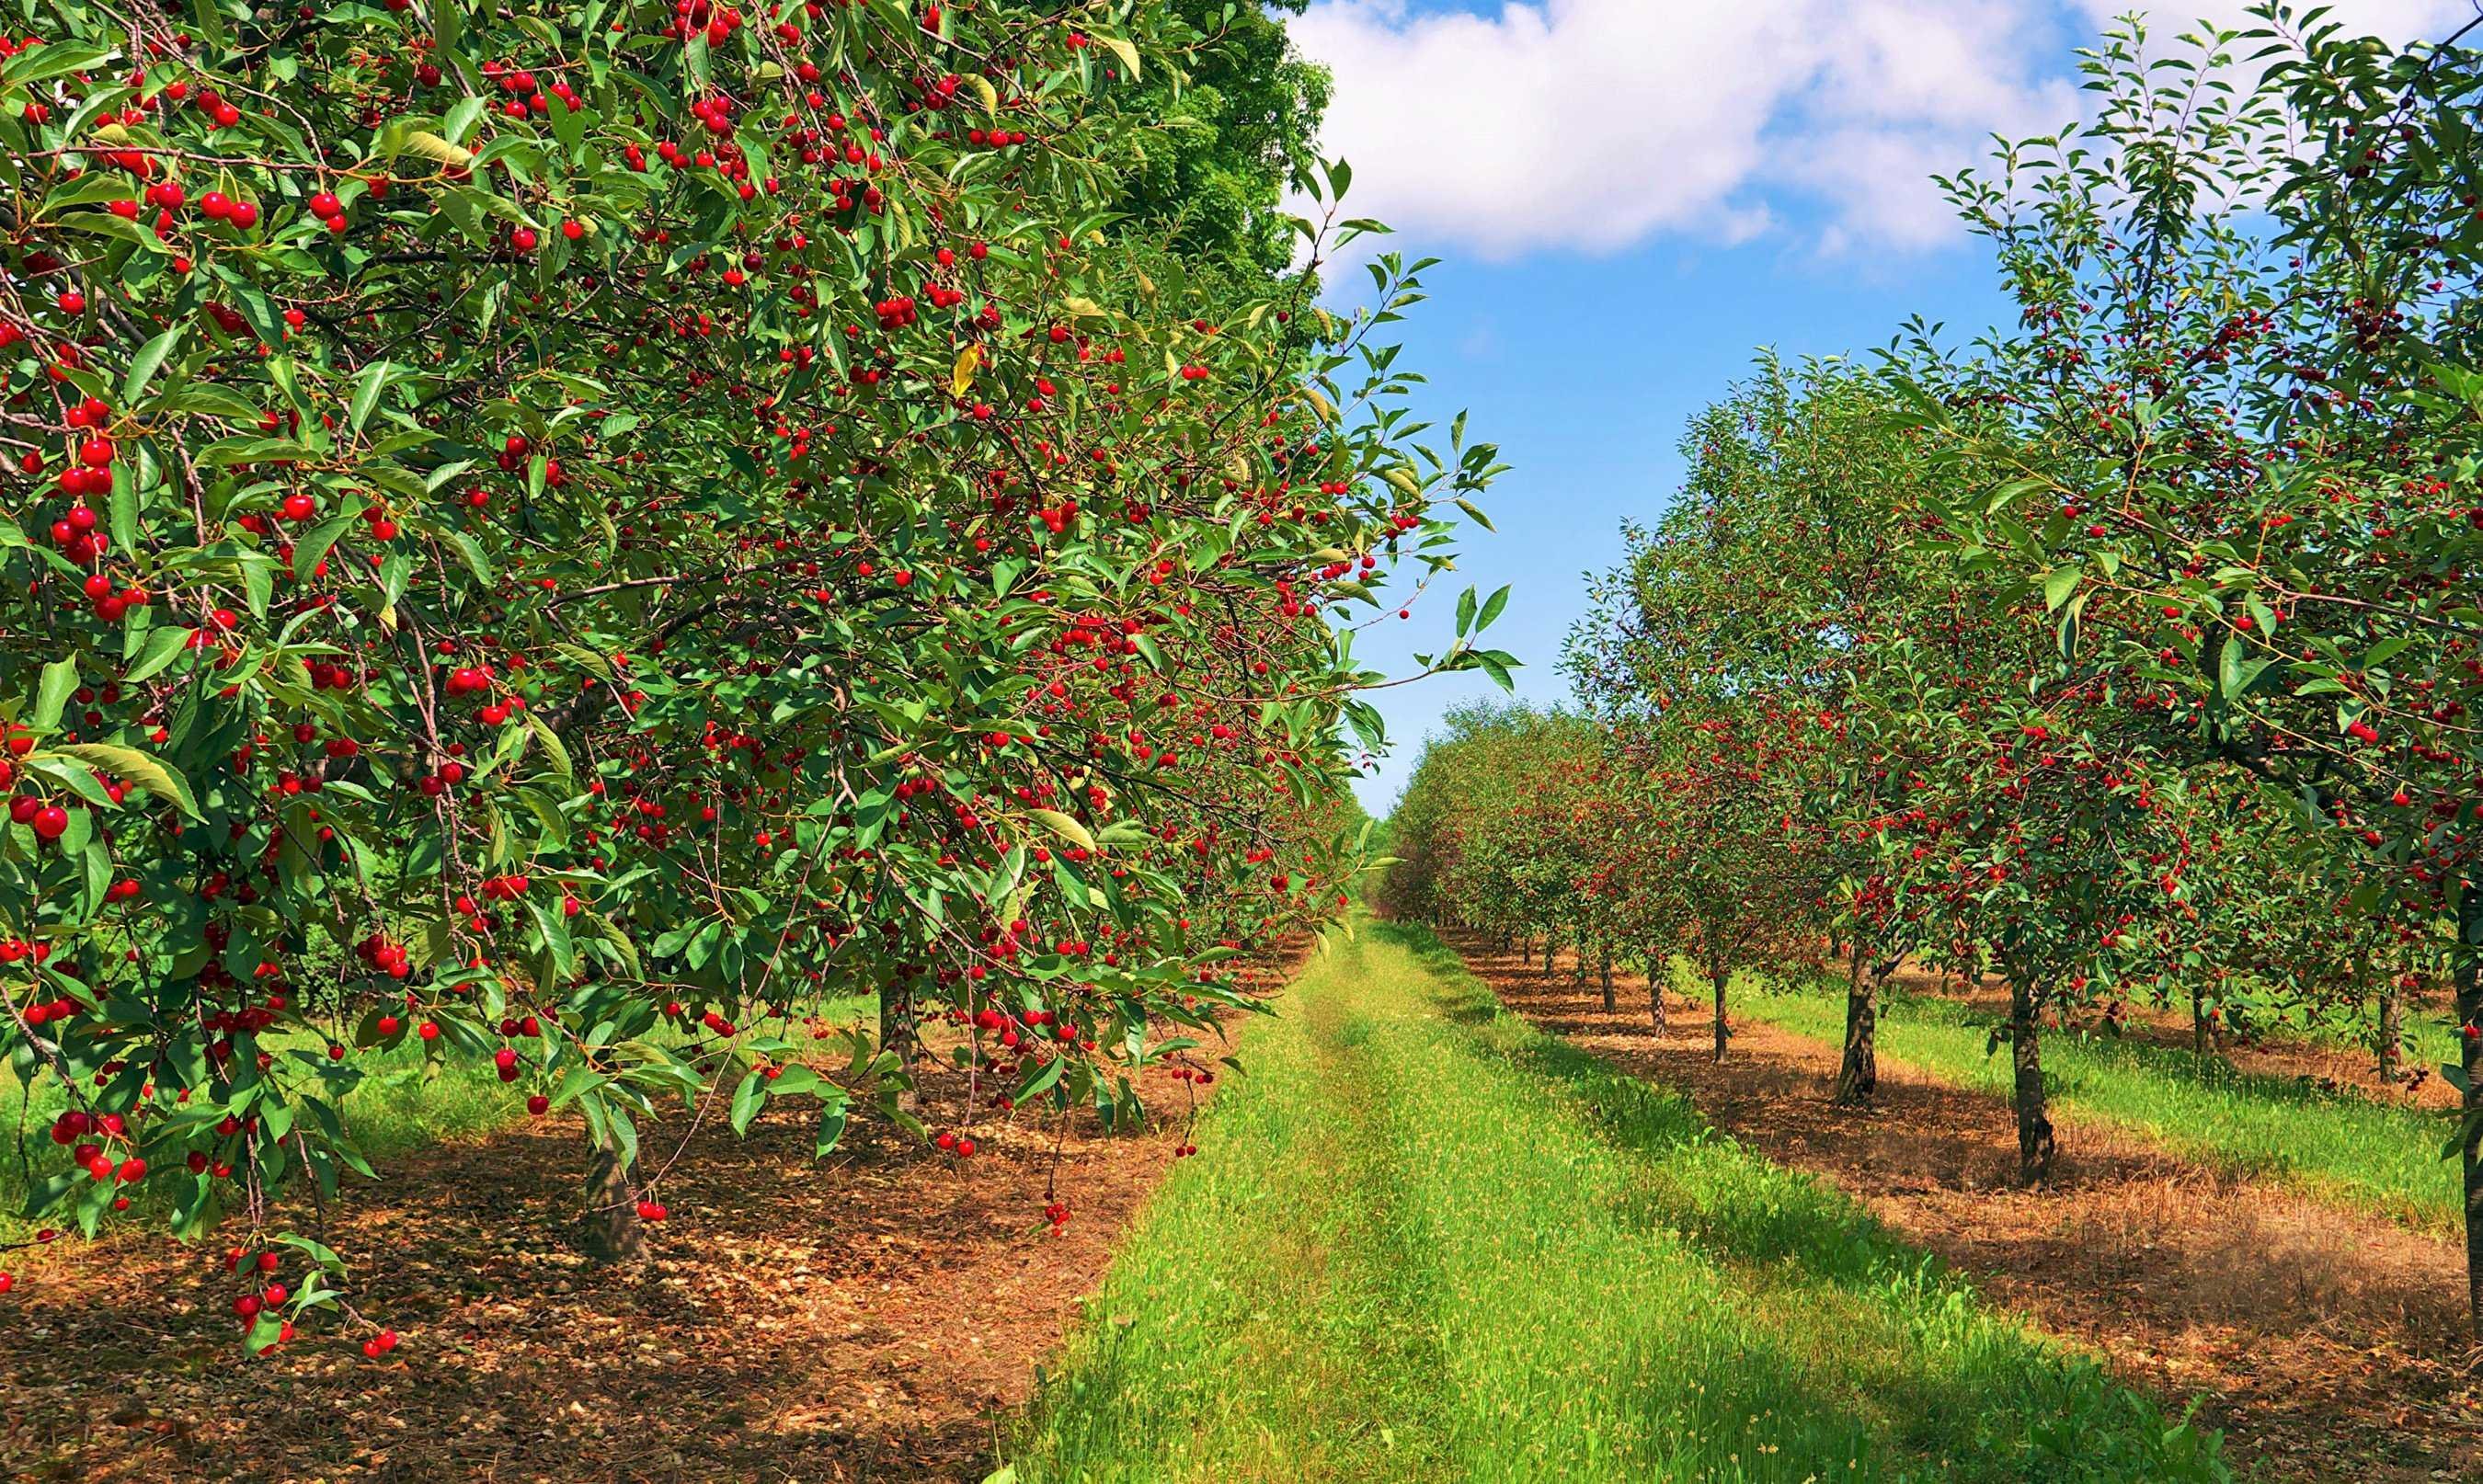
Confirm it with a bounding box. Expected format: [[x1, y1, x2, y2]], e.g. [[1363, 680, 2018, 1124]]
[[1007, 919, 2226, 1483], [1734, 976, 2456, 1233]]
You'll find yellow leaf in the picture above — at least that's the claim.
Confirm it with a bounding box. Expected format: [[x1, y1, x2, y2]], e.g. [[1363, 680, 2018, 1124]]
[[1099, 34, 1140, 79], [1063, 296, 1108, 321], [48, 743, 202, 820], [1384, 467, 1424, 499], [969, 74, 1000, 116], [951, 344, 981, 397], [1301, 384, 1338, 424], [403, 131, 474, 169], [1028, 808, 1096, 853]]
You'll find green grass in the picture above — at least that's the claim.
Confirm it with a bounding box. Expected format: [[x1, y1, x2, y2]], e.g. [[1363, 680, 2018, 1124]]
[[1006, 919, 2227, 1484], [3, 994, 877, 1243], [1732, 975, 2456, 1233]]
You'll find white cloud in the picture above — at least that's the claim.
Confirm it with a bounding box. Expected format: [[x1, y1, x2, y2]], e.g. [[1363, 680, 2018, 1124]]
[[2066, 0, 2475, 40], [1287, 0, 2476, 261]]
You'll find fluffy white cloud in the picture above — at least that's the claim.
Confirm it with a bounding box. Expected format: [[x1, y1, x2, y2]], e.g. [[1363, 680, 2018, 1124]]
[[1286, 0, 2476, 260]]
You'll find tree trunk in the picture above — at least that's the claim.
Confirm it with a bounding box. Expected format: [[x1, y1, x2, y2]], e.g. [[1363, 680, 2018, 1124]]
[[1646, 956, 1668, 1033], [1834, 944, 1881, 1108], [2378, 972, 2404, 1086], [2008, 976, 2055, 1184], [2190, 982, 2221, 1058], [1598, 950, 1616, 1012], [2456, 889, 2483, 1337], [880, 981, 920, 1111], [1543, 927, 1558, 976], [1711, 961, 1730, 1063], [582, 1134, 645, 1265]]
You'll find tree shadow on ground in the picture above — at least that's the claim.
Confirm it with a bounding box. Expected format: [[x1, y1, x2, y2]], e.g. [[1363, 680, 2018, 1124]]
[[0, 1052, 1207, 1484], [1411, 920, 2482, 1484]]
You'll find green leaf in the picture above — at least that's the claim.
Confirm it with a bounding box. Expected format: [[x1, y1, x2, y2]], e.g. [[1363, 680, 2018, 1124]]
[[348, 360, 398, 434], [123, 626, 194, 683], [292, 512, 357, 583], [122, 326, 183, 405], [729, 1067, 765, 1136], [2217, 638, 2272, 701], [31, 657, 76, 732], [109, 467, 139, 557], [6, 40, 112, 86], [815, 1101, 849, 1157], [187, 0, 229, 46], [1015, 1056, 1064, 1102]]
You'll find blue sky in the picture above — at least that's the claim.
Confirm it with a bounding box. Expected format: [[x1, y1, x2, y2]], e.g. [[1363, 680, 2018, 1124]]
[[1296, 0, 2477, 811], [1335, 232, 2012, 810]]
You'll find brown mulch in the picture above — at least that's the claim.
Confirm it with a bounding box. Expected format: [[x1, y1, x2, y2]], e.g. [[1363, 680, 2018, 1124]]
[[0, 1034, 1233, 1484], [1452, 932, 2483, 1484]]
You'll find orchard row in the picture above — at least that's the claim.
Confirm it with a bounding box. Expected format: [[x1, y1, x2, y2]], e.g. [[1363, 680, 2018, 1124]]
[[1388, 7, 2483, 1331], [0, 0, 1505, 1353]]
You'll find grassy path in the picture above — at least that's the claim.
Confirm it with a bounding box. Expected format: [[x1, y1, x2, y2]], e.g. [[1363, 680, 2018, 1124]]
[[1006, 919, 2226, 1483], [1732, 977, 2454, 1233]]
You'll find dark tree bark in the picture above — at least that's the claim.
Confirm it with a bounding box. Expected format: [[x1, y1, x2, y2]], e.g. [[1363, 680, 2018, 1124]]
[[2008, 976, 2055, 1184], [1834, 944, 1884, 1108], [879, 981, 921, 1110], [582, 1134, 645, 1265], [2377, 968, 2404, 1085], [2190, 982, 2222, 1058], [1710, 960, 1730, 1064], [1542, 927, 1559, 976], [1598, 949, 1616, 1012], [2457, 889, 2483, 1336]]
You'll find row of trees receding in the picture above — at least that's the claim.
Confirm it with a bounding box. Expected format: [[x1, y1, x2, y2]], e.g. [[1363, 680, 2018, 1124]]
[[1387, 6, 2483, 1330], [0, 0, 1508, 1350]]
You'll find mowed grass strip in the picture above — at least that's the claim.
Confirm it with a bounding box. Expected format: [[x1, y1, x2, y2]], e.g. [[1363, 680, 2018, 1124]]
[[1733, 976, 2455, 1233], [1008, 920, 2224, 1484]]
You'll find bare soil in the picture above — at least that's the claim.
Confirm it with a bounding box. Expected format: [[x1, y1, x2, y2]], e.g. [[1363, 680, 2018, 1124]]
[[1458, 932, 2483, 1484], [0, 1040, 1227, 1483], [1904, 965, 2457, 1110]]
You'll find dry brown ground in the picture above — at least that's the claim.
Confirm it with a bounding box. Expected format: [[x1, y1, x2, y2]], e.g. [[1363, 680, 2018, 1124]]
[[1455, 931, 2483, 1484], [1910, 966, 2457, 1110], [0, 1042, 1225, 1484]]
